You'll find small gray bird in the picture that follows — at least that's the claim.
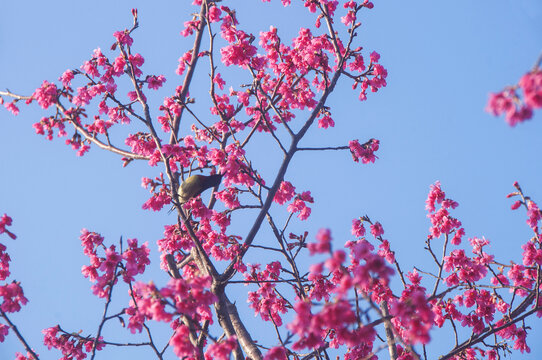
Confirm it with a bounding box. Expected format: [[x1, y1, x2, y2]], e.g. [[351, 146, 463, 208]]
[[177, 174, 222, 204]]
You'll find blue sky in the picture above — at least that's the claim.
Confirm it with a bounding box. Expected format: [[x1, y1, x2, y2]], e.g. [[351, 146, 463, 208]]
[[1, 0, 541, 359]]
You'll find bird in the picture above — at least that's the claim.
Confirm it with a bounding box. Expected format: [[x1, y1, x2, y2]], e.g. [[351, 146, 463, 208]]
[[177, 174, 222, 204]]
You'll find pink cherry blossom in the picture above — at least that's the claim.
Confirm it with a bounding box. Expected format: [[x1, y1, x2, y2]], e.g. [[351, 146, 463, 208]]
[[147, 75, 166, 89], [351, 218, 366, 237], [113, 30, 133, 46], [170, 325, 198, 358], [317, 114, 335, 128], [208, 5, 222, 23], [349, 138, 379, 163], [287, 191, 313, 220], [0, 281, 28, 313], [486, 69, 542, 126], [43, 325, 104, 359], [370, 221, 384, 237], [205, 336, 237, 360], [273, 181, 296, 205], [59, 69, 74, 87], [32, 80, 58, 109], [0, 323, 9, 342], [0, 243, 11, 281], [0, 214, 16, 240], [264, 346, 287, 360], [308, 228, 332, 254], [4, 101, 19, 115]]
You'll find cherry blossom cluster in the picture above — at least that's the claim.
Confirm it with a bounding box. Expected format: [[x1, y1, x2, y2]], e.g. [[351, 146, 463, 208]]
[[508, 181, 542, 236], [285, 226, 396, 357], [246, 262, 287, 325], [42, 326, 104, 360], [126, 275, 216, 332], [349, 138, 379, 164], [486, 67, 542, 126], [1, 97, 20, 116], [0, 214, 16, 241], [80, 229, 150, 298], [353, 218, 434, 348], [13, 351, 36, 360], [0, 229, 35, 360], [390, 271, 434, 345], [0, 245, 12, 283], [156, 207, 240, 273], [125, 275, 222, 358], [0, 281, 28, 314], [1, 11, 166, 158], [0, 213, 28, 349], [141, 174, 172, 211], [203, 335, 238, 360], [426, 182, 542, 357], [426, 181, 464, 244], [0, 323, 8, 342], [275, 182, 541, 358], [179, 0, 387, 147], [157, 224, 194, 271], [273, 181, 313, 220], [169, 328, 237, 360], [507, 182, 542, 291]]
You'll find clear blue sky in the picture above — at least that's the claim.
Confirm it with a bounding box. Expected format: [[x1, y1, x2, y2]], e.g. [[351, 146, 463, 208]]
[[1, 1, 541, 359]]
